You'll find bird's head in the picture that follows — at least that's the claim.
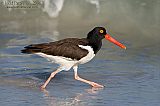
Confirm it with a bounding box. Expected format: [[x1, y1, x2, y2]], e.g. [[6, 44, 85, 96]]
[[87, 27, 126, 49]]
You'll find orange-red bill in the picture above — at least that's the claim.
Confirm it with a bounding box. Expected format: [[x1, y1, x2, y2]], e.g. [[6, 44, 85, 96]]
[[105, 34, 126, 49]]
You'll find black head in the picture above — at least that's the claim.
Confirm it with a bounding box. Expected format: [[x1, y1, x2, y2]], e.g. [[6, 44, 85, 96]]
[[87, 27, 107, 42], [86, 27, 107, 54], [86, 27, 126, 54]]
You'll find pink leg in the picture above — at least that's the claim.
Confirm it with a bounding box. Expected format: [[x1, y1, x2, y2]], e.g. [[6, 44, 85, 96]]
[[73, 65, 104, 88], [41, 68, 62, 90]]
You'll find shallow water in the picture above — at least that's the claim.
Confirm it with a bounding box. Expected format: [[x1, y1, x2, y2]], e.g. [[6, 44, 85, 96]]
[[0, 0, 160, 106]]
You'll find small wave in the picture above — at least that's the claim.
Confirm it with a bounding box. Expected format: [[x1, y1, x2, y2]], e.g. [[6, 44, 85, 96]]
[[43, 0, 64, 17]]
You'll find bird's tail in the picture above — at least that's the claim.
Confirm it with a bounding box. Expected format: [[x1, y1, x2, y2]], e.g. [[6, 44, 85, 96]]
[[21, 44, 42, 54]]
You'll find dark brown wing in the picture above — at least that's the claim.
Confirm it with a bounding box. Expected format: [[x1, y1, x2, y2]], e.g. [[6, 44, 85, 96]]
[[21, 38, 89, 60], [49, 38, 89, 45]]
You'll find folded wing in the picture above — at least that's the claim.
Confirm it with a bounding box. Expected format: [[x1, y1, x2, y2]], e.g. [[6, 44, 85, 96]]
[[21, 38, 89, 60]]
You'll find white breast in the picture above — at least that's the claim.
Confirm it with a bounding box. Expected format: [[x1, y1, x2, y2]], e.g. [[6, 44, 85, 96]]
[[78, 45, 95, 64]]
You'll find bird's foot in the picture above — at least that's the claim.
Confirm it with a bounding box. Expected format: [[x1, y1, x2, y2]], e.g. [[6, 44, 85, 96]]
[[91, 82, 104, 88], [40, 85, 46, 90]]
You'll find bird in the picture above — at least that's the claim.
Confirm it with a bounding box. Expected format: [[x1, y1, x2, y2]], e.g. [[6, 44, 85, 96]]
[[21, 27, 126, 89]]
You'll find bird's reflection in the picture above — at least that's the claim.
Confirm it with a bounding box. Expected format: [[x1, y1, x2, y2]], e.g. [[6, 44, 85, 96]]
[[85, 87, 103, 94], [41, 87, 103, 106]]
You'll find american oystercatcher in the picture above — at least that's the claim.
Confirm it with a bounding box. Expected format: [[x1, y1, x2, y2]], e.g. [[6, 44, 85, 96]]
[[21, 27, 126, 89]]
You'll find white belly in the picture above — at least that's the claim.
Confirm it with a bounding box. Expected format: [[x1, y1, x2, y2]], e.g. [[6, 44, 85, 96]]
[[35, 45, 95, 71], [36, 53, 77, 71]]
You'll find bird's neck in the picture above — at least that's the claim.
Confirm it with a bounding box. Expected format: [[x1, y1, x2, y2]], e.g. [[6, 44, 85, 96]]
[[88, 39, 102, 54]]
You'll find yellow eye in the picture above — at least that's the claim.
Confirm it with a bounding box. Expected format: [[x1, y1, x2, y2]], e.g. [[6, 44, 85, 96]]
[[99, 30, 104, 33]]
